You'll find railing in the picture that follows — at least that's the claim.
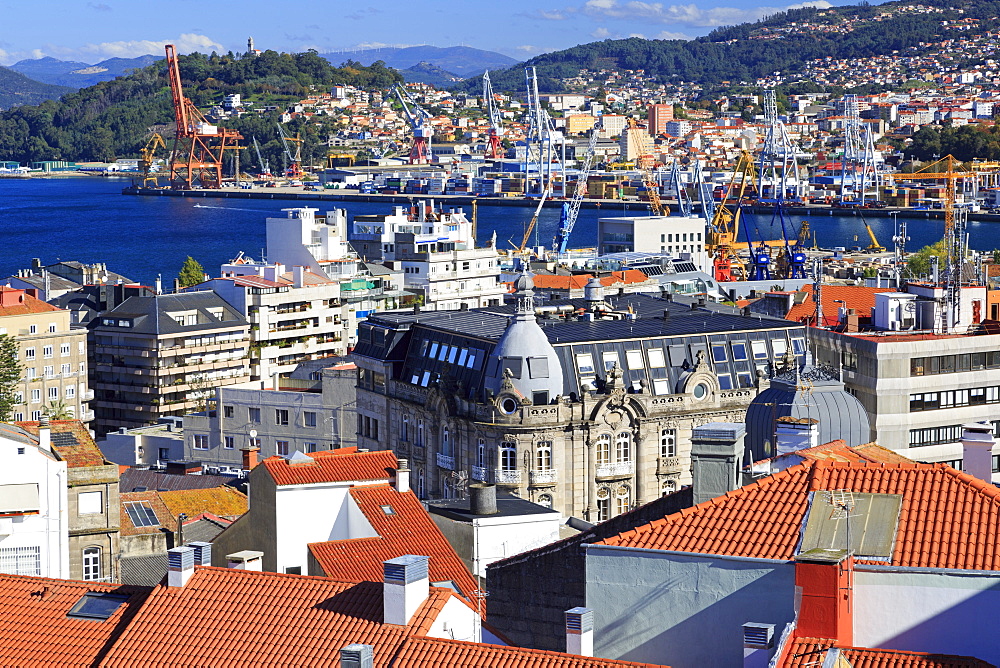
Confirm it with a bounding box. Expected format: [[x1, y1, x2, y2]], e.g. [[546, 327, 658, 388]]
[[471, 465, 488, 482], [657, 456, 684, 476], [596, 461, 635, 478], [436, 453, 455, 470], [494, 469, 521, 485], [529, 469, 558, 485]]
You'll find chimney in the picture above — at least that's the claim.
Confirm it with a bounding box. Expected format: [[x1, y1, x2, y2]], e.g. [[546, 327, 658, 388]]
[[340, 645, 374, 668], [774, 417, 820, 456], [565, 607, 594, 657], [37, 415, 51, 453], [690, 422, 746, 505], [382, 555, 429, 625], [293, 265, 306, 289], [226, 550, 264, 571], [155, 274, 163, 295], [742, 623, 775, 668], [469, 484, 498, 515], [793, 555, 853, 646], [241, 446, 260, 471], [173, 278, 180, 293], [187, 541, 212, 566], [167, 546, 196, 587], [395, 459, 410, 493], [961, 422, 995, 483]]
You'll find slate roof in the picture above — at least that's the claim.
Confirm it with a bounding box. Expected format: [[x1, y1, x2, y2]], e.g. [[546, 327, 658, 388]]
[[16, 421, 107, 468], [119, 468, 239, 493], [308, 484, 477, 598], [394, 637, 670, 668], [119, 554, 168, 588], [96, 568, 457, 668], [0, 574, 149, 667], [781, 638, 994, 668], [599, 460, 1000, 571], [94, 291, 248, 336], [263, 447, 397, 486]]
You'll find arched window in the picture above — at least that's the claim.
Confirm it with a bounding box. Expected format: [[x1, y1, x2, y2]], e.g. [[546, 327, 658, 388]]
[[401, 415, 409, 442], [537, 494, 553, 509], [416, 420, 424, 447], [615, 485, 631, 516], [442, 427, 451, 455], [596, 486, 611, 521], [82, 547, 101, 581], [500, 442, 517, 472], [660, 428, 676, 458], [416, 468, 425, 498], [661, 479, 677, 496], [596, 434, 611, 465], [615, 432, 631, 463], [535, 441, 552, 471], [476, 438, 486, 468]]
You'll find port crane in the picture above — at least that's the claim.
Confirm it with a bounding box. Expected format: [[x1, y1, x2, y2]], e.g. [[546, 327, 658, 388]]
[[164, 44, 242, 189], [553, 120, 601, 255], [276, 125, 303, 178], [625, 118, 664, 215], [394, 85, 434, 164], [706, 150, 756, 281], [252, 136, 271, 178], [138, 133, 166, 188], [482, 71, 505, 159]]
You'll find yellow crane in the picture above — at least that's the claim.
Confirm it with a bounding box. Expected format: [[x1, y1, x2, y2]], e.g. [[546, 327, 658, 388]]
[[862, 218, 885, 252], [138, 133, 166, 188], [706, 150, 757, 281], [626, 119, 664, 216], [888, 155, 969, 239]]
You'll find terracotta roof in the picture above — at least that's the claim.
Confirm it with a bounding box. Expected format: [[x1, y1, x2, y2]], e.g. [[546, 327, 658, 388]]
[[309, 484, 477, 598], [394, 637, 670, 668], [158, 486, 248, 520], [119, 491, 175, 535], [263, 447, 397, 486], [758, 440, 914, 468], [531, 274, 592, 290], [599, 460, 1000, 570], [782, 638, 993, 668], [0, 287, 59, 315], [0, 574, 149, 667], [98, 568, 455, 668], [785, 284, 885, 324], [600, 269, 652, 287], [16, 420, 107, 468]]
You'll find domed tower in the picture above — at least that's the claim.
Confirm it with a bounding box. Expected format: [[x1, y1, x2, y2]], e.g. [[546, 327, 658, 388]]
[[745, 358, 871, 461], [484, 271, 564, 413]]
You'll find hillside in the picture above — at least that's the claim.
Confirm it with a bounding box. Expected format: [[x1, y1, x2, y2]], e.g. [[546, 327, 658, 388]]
[[454, 0, 1000, 93], [0, 66, 73, 110], [11, 55, 162, 89], [0, 50, 402, 165], [399, 61, 463, 87], [320, 45, 517, 78]]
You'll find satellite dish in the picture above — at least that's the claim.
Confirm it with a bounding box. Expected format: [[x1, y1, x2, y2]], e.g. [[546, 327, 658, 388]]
[[249, 429, 258, 439]]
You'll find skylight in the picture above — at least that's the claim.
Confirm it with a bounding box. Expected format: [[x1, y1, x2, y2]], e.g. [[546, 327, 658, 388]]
[[67, 592, 130, 621], [124, 500, 159, 527], [380, 504, 395, 515]]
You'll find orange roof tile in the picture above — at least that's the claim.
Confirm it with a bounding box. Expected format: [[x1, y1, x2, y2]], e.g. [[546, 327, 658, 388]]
[[309, 484, 477, 598], [0, 287, 59, 315], [16, 420, 107, 468], [785, 284, 885, 324], [119, 491, 175, 536], [599, 460, 1000, 570], [758, 440, 914, 468], [600, 269, 652, 287], [97, 568, 454, 668], [782, 638, 993, 668], [158, 486, 248, 520], [530, 274, 592, 290], [0, 574, 149, 667], [395, 637, 670, 667], [263, 447, 397, 486]]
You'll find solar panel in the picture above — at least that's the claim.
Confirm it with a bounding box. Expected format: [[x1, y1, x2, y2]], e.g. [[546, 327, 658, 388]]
[[124, 501, 159, 528], [797, 492, 902, 561]]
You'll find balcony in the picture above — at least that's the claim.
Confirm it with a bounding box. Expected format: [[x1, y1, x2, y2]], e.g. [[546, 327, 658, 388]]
[[596, 461, 635, 479], [471, 465, 488, 482], [529, 469, 558, 485], [494, 469, 521, 485], [436, 453, 455, 470], [657, 456, 684, 476]]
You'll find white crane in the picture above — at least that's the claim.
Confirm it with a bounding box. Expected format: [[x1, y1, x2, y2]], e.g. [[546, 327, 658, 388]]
[[483, 71, 505, 159]]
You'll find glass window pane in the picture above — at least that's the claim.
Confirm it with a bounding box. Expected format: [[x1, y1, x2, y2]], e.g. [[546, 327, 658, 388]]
[[648, 349, 666, 368], [625, 350, 644, 369], [576, 353, 595, 374], [732, 343, 748, 361]]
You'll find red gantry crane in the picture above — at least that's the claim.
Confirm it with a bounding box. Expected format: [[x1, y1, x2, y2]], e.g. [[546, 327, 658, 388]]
[[394, 85, 434, 164], [482, 71, 505, 159], [165, 44, 242, 189]]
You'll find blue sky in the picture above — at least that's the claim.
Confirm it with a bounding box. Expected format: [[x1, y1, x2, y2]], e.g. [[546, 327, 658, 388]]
[[0, 0, 879, 66]]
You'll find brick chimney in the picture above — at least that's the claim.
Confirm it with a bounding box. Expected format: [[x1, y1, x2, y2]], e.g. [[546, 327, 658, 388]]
[[793, 555, 853, 646], [241, 445, 260, 471], [383, 555, 429, 626], [565, 607, 594, 657]]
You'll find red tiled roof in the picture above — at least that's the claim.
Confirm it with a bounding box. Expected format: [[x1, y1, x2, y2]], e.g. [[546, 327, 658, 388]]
[[601, 269, 652, 287], [785, 284, 885, 323], [600, 460, 1000, 570], [0, 574, 148, 667], [16, 420, 107, 468], [757, 440, 914, 467], [531, 274, 592, 290], [119, 491, 174, 536], [263, 447, 397, 486], [782, 638, 993, 668], [394, 637, 670, 668], [97, 567, 454, 668], [0, 287, 59, 315], [309, 484, 477, 598]]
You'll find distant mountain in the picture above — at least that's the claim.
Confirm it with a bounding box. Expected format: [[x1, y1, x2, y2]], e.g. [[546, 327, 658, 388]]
[[10, 55, 161, 88], [0, 66, 73, 110], [320, 45, 518, 78], [399, 61, 463, 87]]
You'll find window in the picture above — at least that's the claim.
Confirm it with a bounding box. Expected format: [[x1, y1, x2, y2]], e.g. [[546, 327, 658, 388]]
[[79, 491, 102, 515], [596, 487, 611, 521], [78, 342, 85, 355], [28, 325, 36, 334], [304, 412, 317, 428], [771, 339, 788, 358], [47, 387, 58, 399], [535, 441, 552, 471], [82, 547, 101, 581], [576, 353, 595, 374], [751, 340, 768, 360], [477, 438, 486, 468], [275, 409, 289, 426], [717, 374, 733, 390], [30, 411, 40, 421], [249, 407, 260, 423], [60, 344, 70, 357], [500, 441, 517, 471], [192, 434, 209, 450], [124, 501, 158, 528], [615, 432, 631, 462], [276, 440, 289, 457], [909, 425, 963, 448], [61, 363, 71, 375], [223, 405, 234, 418], [625, 350, 644, 370], [30, 389, 40, 404], [527, 357, 549, 379], [224, 436, 235, 450], [401, 415, 409, 442], [441, 427, 452, 455], [0, 546, 41, 576], [67, 591, 129, 620], [24, 348, 35, 361], [43, 366, 53, 379], [731, 343, 748, 361], [711, 345, 727, 363], [158, 447, 170, 461], [596, 434, 611, 465], [416, 420, 424, 447], [305, 442, 317, 453], [43, 346, 53, 359], [615, 485, 631, 516], [25, 368, 35, 380], [660, 428, 676, 458], [602, 351, 620, 371], [647, 349, 666, 368]]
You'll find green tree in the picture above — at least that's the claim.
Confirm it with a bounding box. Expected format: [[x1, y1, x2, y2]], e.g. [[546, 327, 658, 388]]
[[178, 256, 205, 287], [0, 335, 22, 422], [906, 239, 948, 277]]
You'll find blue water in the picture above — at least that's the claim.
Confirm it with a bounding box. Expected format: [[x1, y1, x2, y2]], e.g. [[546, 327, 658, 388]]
[[0, 177, 992, 285]]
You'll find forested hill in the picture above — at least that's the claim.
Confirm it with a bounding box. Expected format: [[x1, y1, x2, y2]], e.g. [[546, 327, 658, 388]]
[[455, 0, 1000, 93], [0, 66, 73, 110], [0, 50, 402, 164]]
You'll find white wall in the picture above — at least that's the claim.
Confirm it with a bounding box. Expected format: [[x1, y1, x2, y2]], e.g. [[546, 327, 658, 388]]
[[274, 484, 377, 572], [853, 566, 1000, 665], [473, 514, 561, 578], [426, 594, 487, 643]]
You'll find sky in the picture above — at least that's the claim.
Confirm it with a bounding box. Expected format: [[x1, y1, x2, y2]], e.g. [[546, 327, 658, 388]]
[[0, 0, 883, 66]]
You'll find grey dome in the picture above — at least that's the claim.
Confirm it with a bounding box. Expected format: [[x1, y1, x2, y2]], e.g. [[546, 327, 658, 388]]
[[746, 363, 871, 461], [512, 272, 534, 295]]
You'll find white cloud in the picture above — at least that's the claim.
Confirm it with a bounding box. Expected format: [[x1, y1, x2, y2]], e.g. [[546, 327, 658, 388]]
[[352, 41, 415, 50], [77, 33, 222, 59], [592, 27, 612, 38], [655, 30, 693, 40], [539, 10, 567, 19], [582, 0, 833, 28]]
